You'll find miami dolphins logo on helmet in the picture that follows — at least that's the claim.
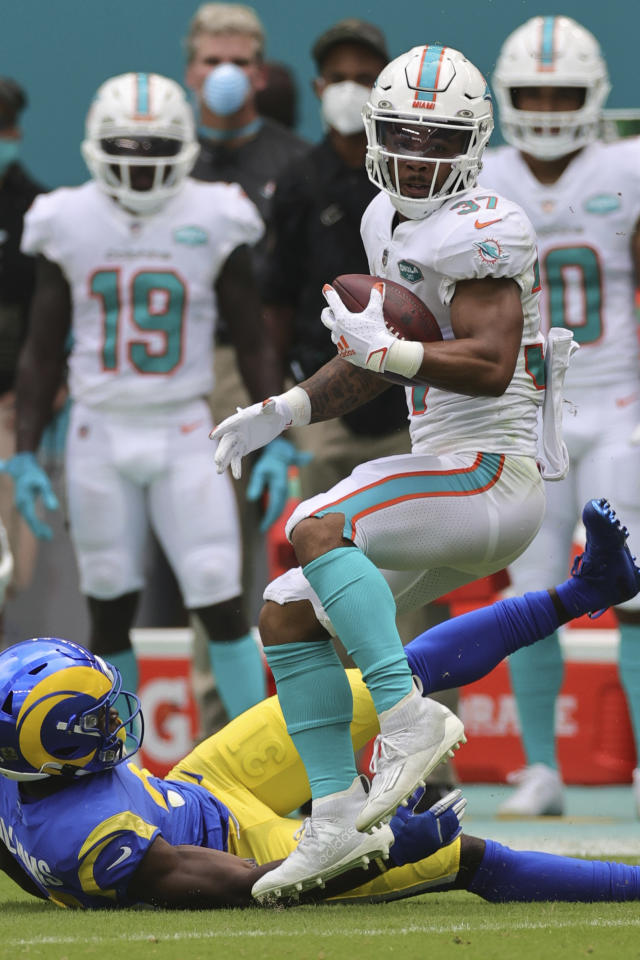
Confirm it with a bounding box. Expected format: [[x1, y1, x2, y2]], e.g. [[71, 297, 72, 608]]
[[0, 638, 143, 781]]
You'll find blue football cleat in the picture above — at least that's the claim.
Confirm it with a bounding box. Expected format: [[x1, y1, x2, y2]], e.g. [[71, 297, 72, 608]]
[[572, 498, 640, 618]]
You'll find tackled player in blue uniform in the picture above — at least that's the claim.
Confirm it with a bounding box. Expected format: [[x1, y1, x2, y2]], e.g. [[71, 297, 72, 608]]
[[1, 499, 639, 908]]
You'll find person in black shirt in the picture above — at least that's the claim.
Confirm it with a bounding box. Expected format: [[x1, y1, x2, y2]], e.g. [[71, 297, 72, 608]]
[[0, 78, 46, 619]]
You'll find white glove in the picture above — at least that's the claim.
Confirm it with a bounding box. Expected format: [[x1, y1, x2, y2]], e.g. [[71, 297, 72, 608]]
[[211, 397, 293, 479], [321, 282, 397, 374], [210, 387, 311, 478]]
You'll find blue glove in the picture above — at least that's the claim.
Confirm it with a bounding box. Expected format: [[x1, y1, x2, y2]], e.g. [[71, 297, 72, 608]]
[[246, 436, 313, 533], [389, 788, 467, 867], [2, 452, 59, 540]]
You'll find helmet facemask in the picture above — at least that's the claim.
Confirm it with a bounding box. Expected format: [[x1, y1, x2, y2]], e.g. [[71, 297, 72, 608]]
[[365, 110, 490, 217]]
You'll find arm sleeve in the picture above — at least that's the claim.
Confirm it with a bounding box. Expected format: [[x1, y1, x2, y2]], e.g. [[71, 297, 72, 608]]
[[435, 203, 538, 306], [76, 812, 160, 904], [20, 192, 58, 260]]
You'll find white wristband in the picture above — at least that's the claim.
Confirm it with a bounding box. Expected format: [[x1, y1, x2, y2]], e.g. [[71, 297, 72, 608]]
[[281, 385, 312, 426], [385, 340, 424, 380]]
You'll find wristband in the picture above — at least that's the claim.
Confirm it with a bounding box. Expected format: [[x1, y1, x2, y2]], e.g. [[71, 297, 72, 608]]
[[386, 340, 424, 380], [281, 385, 311, 426]]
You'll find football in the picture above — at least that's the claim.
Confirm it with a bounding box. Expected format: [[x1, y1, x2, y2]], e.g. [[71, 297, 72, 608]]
[[331, 273, 442, 386]]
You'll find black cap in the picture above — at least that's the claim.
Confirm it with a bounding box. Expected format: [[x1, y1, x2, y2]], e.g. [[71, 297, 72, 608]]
[[312, 19, 389, 69]]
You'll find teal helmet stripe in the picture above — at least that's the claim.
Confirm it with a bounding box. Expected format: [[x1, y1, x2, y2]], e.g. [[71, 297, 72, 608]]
[[312, 452, 505, 540], [416, 44, 445, 102], [136, 72, 150, 114], [540, 16, 556, 68]]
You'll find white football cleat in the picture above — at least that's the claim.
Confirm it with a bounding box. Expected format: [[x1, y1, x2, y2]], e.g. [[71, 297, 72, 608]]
[[355, 679, 466, 833], [497, 763, 565, 818], [251, 777, 393, 902]]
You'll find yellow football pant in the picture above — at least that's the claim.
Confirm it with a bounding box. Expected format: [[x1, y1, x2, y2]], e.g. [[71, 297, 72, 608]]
[[169, 669, 460, 903]]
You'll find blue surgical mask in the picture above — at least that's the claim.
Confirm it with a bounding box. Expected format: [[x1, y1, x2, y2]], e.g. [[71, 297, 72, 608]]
[[0, 138, 19, 175], [203, 63, 250, 117]]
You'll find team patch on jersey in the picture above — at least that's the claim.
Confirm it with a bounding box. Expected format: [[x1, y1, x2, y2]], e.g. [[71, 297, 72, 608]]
[[583, 194, 621, 215], [173, 225, 209, 246], [397, 260, 424, 283], [474, 238, 509, 265]]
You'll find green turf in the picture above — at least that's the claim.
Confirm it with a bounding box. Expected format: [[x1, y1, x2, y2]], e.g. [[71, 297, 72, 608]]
[[2, 872, 640, 960]]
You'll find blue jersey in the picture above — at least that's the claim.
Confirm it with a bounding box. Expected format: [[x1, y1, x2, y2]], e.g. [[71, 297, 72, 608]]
[[0, 762, 230, 908]]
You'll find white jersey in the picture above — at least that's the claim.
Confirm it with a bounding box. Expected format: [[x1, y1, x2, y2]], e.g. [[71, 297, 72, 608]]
[[21, 179, 264, 410], [481, 140, 640, 391], [361, 191, 544, 458]]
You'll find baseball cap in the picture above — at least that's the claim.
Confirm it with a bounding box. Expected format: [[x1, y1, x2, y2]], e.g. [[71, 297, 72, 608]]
[[312, 19, 389, 69]]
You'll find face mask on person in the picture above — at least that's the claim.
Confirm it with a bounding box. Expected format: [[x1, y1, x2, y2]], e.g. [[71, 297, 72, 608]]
[[0, 138, 19, 175], [203, 63, 251, 117], [320, 80, 370, 135]]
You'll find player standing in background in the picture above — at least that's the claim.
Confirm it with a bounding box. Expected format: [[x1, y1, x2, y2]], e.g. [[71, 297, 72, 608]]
[[2, 72, 286, 720], [481, 15, 640, 817], [212, 45, 575, 897]]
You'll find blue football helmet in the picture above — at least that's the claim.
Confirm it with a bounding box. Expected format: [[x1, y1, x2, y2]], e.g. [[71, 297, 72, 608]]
[[0, 638, 143, 781]]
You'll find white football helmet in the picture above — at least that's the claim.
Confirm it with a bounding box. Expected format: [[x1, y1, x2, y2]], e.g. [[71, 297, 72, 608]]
[[363, 45, 494, 219], [81, 72, 200, 215], [493, 16, 610, 160]]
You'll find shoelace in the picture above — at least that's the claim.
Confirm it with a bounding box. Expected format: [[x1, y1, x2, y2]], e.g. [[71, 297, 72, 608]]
[[369, 733, 409, 776], [293, 818, 314, 844]]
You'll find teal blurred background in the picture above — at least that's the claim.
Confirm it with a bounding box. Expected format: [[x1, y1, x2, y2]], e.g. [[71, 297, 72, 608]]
[[1, 0, 635, 188]]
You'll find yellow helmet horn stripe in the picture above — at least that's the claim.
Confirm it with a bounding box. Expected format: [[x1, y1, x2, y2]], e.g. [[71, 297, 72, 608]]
[[17, 666, 112, 775]]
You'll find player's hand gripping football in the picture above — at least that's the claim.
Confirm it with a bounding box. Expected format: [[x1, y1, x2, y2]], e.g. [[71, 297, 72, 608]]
[[321, 282, 397, 374], [387, 788, 467, 867]]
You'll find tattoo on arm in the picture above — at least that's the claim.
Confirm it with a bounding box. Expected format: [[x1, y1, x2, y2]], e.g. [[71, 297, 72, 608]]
[[301, 358, 391, 423]]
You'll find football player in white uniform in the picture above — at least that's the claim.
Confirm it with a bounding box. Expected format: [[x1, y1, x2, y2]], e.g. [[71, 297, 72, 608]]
[[211, 46, 574, 898], [4, 73, 289, 721], [481, 15, 640, 817]]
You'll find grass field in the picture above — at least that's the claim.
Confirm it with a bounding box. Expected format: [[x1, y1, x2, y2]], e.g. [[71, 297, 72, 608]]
[[2, 786, 639, 960], [3, 878, 640, 960]]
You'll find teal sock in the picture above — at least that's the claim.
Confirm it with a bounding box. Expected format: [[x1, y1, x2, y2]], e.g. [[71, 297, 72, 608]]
[[107, 649, 139, 711], [208, 632, 267, 719], [303, 548, 413, 713], [264, 640, 357, 798], [508, 631, 563, 769], [618, 623, 640, 754]]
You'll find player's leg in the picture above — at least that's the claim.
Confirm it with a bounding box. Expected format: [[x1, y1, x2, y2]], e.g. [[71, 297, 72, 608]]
[[66, 404, 148, 694], [500, 469, 576, 816], [254, 452, 544, 897], [404, 498, 640, 690], [466, 835, 640, 902], [149, 402, 266, 719]]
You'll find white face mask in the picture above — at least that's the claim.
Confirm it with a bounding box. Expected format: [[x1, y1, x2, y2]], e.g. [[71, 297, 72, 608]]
[[321, 81, 370, 135]]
